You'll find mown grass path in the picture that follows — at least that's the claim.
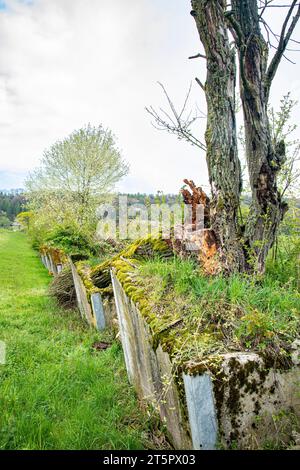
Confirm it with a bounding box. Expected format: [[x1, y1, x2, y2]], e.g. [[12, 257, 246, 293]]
[[0, 231, 147, 450]]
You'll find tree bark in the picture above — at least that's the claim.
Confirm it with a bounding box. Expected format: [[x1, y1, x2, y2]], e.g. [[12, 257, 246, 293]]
[[230, 0, 288, 273], [188, 0, 298, 274], [191, 0, 246, 272]]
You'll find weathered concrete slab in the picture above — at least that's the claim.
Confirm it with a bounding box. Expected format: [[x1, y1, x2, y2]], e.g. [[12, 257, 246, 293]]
[[44, 254, 51, 272], [48, 254, 57, 275], [41, 255, 47, 269], [155, 344, 192, 449], [57, 264, 63, 274], [211, 352, 300, 448], [70, 259, 94, 327], [111, 270, 140, 385], [91, 293, 106, 331], [183, 373, 218, 450], [111, 269, 192, 449]]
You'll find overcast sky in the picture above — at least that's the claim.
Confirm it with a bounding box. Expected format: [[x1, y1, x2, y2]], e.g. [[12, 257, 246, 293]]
[[0, 0, 300, 193]]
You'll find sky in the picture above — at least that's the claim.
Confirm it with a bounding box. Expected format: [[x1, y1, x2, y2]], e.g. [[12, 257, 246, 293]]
[[0, 0, 300, 194]]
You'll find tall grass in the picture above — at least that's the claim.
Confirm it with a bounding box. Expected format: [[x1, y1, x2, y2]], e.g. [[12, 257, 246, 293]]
[[139, 244, 300, 350], [0, 231, 151, 450]]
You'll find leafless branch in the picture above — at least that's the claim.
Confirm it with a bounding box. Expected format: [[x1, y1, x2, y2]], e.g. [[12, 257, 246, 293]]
[[265, 1, 300, 92], [195, 77, 205, 91], [145, 82, 206, 151], [259, 2, 300, 9], [188, 53, 207, 60]]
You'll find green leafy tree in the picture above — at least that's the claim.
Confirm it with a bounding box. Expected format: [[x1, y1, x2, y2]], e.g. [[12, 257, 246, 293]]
[[16, 211, 33, 230], [26, 124, 129, 238], [0, 192, 26, 221]]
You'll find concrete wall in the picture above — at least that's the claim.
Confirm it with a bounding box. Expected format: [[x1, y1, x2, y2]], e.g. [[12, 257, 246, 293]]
[[40, 253, 60, 276], [40, 252, 116, 332], [40, 250, 300, 449], [70, 259, 95, 327], [111, 269, 192, 449], [111, 269, 300, 450], [69, 259, 117, 331]]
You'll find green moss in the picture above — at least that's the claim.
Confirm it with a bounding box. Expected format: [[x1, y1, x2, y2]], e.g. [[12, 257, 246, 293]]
[[106, 253, 299, 445], [71, 237, 172, 309], [110, 255, 298, 374]]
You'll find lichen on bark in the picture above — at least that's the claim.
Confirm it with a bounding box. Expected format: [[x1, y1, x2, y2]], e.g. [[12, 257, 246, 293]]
[[191, 0, 246, 272], [190, 0, 295, 274]]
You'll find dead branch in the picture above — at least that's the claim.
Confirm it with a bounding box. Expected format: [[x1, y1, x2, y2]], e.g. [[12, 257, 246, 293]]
[[188, 53, 207, 59], [266, 1, 300, 93], [146, 82, 206, 151], [195, 77, 205, 91]]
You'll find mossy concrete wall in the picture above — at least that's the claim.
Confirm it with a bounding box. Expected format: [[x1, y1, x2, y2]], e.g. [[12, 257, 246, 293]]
[[69, 259, 116, 331], [206, 352, 300, 449], [40, 252, 116, 331], [111, 269, 192, 449], [111, 269, 300, 450], [70, 259, 95, 327], [41, 253, 58, 275]]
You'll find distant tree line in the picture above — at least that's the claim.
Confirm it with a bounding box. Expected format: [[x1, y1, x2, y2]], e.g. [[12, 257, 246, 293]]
[[0, 192, 27, 227], [118, 192, 183, 207]]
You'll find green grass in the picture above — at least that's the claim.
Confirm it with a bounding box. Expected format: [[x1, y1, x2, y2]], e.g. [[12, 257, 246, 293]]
[[140, 256, 299, 321], [0, 230, 150, 450], [137, 252, 300, 362]]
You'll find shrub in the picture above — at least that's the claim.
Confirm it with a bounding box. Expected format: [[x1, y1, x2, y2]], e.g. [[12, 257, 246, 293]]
[[45, 226, 99, 259]]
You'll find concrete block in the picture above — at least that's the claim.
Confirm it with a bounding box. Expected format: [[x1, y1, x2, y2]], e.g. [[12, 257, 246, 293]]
[[91, 293, 106, 331], [57, 264, 63, 274], [70, 259, 94, 326], [183, 373, 218, 450]]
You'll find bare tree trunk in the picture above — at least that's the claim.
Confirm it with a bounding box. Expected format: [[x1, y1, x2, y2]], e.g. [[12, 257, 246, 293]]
[[230, 0, 288, 273], [191, 0, 246, 271]]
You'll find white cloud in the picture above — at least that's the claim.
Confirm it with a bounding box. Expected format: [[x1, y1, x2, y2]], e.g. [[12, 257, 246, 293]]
[[0, 0, 299, 194]]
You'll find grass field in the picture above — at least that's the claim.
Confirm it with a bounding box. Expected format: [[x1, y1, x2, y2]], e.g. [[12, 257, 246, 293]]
[[0, 230, 150, 450]]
